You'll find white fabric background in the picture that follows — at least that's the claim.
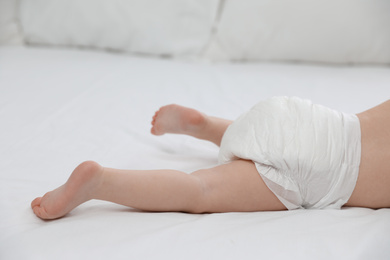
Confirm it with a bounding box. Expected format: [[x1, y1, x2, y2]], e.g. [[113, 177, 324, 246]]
[[3, 1, 389, 258], [15, 0, 390, 64], [207, 0, 390, 64], [0, 0, 23, 45], [1, 46, 389, 259], [19, 0, 220, 57]]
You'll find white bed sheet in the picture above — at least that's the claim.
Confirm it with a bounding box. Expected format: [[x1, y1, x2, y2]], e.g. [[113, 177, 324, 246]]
[[1, 46, 389, 260]]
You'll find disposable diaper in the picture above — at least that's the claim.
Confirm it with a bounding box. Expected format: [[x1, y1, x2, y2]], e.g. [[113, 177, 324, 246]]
[[218, 97, 361, 209]]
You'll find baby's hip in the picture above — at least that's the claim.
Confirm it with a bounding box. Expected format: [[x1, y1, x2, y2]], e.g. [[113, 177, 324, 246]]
[[351, 110, 390, 207]]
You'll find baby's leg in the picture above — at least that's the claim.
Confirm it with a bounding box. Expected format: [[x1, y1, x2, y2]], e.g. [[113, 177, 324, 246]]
[[31, 160, 286, 219], [190, 160, 286, 213], [151, 104, 232, 146]]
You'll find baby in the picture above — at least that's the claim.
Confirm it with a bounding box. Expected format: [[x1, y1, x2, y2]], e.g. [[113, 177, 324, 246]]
[[31, 97, 390, 219]]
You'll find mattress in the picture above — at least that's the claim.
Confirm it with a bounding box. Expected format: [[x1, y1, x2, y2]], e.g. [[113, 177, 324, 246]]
[[1, 46, 389, 259]]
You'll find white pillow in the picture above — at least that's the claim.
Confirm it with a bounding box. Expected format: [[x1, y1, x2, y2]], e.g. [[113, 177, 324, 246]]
[[20, 0, 219, 57], [208, 0, 390, 64], [0, 0, 23, 45]]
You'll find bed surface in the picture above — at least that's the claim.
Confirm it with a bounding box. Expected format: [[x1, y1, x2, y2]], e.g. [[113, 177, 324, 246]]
[[1, 47, 390, 259]]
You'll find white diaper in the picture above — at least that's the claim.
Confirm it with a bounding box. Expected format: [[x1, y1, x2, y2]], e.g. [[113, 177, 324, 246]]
[[219, 97, 361, 209]]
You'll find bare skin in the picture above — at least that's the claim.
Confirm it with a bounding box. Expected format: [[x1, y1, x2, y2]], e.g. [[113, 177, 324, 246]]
[[32, 104, 285, 220], [150, 104, 231, 146], [346, 100, 390, 208], [31, 102, 390, 220]]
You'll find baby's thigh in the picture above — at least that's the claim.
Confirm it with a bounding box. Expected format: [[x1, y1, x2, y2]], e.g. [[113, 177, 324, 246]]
[[191, 160, 286, 213]]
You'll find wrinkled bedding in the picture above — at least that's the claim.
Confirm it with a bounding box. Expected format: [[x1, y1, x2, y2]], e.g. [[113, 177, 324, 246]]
[[1, 47, 389, 259]]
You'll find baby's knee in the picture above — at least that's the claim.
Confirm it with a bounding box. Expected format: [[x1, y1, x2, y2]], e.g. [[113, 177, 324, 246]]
[[188, 169, 215, 213]]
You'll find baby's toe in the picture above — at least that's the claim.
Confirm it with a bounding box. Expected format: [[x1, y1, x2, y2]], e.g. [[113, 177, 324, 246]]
[[33, 205, 49, 219], [150, 126, 158, 135], [31, 197, 42, 209], [151, 124, 164, 136]]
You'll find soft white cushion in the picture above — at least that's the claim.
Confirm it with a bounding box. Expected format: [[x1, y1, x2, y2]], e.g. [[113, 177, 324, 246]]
[[20, 0, 219, 57], [208, 0, 390, 64], [0, 0, 23, 45]]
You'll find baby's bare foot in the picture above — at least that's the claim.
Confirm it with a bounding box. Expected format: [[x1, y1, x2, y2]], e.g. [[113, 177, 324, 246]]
[[31, 161, 103, 220], [151, 104, 207, 136]]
